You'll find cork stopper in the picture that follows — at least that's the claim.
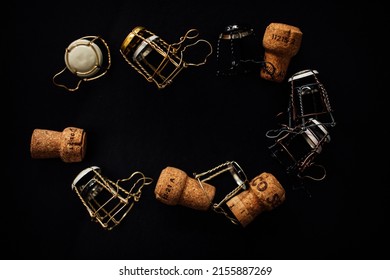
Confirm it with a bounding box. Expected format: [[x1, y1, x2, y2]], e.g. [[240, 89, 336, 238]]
[[155, 166, 216, 211], [260, 23, 303, 82], [30, 127, 87, 162], [226, 172, 285, 227]]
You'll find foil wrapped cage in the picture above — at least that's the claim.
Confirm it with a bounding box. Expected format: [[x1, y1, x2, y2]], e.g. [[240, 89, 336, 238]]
[[72, 166, 153, 230], [267, 69, 336, 180], [120, 26, 213, 89], [216, 24, 263, 76]]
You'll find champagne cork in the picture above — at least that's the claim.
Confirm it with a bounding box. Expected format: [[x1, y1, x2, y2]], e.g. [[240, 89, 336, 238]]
[[226, 172, 285, 227], [261, 23, 302, 82], [155, 166, 216, 211], [30, 127, 87, 162]]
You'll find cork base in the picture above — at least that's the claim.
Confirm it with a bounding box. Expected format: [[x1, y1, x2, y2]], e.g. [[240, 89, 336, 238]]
[[227, 191, 261, 227], [30, 129, 62, 159], [261, 53, 290, 82]]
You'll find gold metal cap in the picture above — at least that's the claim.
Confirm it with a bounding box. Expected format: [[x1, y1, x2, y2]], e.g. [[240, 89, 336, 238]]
[[120, 26, 146, 54]]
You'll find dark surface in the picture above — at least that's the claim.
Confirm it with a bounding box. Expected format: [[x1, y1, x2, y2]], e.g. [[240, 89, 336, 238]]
[[4, 1, 388, 260]]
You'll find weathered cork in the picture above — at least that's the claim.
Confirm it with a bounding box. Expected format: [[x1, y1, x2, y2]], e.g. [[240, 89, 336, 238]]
[[226, 172, 286, 227], [261, 23, 302, 82], [155, 166, 216, 211], [30, 127, 86, 162]]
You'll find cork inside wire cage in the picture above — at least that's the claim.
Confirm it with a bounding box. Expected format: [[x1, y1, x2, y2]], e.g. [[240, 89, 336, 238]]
[[120, 26, 213, 89], [71, 166, 153, 230], [194, 161, 286, 227]]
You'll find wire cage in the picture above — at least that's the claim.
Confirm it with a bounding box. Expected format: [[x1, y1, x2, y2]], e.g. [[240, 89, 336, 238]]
[[71, 166, 153, 230], [120, 26, 213, 89], [287, 69, 336, 129], [268, 118, 331, 180]]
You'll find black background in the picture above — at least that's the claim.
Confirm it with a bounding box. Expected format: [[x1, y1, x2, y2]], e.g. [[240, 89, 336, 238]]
[[4, 1, 389, 260]]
